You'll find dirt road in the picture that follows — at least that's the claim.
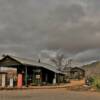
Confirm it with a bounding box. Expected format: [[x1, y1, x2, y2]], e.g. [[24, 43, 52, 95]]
[[0, 88, 100, 100]]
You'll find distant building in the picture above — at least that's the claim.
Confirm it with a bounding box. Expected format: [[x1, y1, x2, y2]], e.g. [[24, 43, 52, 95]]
[[70, 67, 85, 79]]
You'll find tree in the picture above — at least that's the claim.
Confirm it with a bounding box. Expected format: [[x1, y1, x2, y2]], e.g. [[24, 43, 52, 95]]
[[50, 51, 64, 71]]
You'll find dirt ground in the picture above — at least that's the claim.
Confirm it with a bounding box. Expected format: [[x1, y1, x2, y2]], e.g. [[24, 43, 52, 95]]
[[67, 79, 85, 86], [0, 88, 100, 100], [0, 80, 99, 100]]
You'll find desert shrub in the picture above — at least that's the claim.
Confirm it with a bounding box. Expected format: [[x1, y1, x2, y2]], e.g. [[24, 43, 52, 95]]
[[88, 77, 94, 84], [91, 76, 100, 89]]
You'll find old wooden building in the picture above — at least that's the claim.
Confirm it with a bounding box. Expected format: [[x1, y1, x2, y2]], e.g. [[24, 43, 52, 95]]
[[0, 55, 65, 87], [70, 67, 85, 79]]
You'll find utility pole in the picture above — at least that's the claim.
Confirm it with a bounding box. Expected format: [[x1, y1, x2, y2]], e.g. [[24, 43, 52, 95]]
[[68, 59, 72, 68]]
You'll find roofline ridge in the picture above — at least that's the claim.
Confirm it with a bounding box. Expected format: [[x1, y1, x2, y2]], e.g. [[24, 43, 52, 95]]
[[4, 54, 57, 68]]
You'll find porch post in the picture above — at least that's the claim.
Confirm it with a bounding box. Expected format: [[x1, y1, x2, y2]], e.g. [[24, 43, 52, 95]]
[[45, 73, 48, 83], [25, 66, 28, 87]]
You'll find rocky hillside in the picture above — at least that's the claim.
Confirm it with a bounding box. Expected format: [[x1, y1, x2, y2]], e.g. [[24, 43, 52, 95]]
[[82, 61, 100, 77]]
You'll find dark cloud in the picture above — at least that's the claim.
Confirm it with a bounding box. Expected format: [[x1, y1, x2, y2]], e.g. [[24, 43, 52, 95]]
[[0, 0, 100, 64]]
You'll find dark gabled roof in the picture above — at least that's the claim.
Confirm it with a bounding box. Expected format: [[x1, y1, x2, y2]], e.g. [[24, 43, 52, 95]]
[[70, 67, 85, 72], [0, 55, 64, 74]]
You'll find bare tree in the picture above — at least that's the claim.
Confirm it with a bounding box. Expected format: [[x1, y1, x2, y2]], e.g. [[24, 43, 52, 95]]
[[63, 59, 72, 72], [50, 51, 64, 70]]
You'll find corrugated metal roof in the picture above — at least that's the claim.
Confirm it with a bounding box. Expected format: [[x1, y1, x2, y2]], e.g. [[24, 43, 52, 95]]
[[2, 55, 63, 74]]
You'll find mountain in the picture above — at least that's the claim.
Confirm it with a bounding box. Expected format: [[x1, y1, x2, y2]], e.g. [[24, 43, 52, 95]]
[[82, 61, 100, 77]]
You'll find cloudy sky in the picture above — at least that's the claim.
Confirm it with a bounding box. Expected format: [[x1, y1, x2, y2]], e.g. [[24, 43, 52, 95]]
[[0, 0, 100, 64]]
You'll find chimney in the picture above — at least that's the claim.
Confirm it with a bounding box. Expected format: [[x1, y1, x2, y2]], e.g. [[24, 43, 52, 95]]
[[38, 58, 40, 63]]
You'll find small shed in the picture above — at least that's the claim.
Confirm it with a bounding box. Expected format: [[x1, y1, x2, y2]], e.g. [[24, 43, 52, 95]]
[[70, 67, 85, 79]]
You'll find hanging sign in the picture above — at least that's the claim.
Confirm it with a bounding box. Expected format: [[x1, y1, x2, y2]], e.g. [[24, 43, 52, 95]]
[[36, 75, 40, 79]]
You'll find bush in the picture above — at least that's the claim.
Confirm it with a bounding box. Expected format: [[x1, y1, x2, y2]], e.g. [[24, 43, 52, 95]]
[[85, 76, 94, 86], [91, 76, 100, 89]]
